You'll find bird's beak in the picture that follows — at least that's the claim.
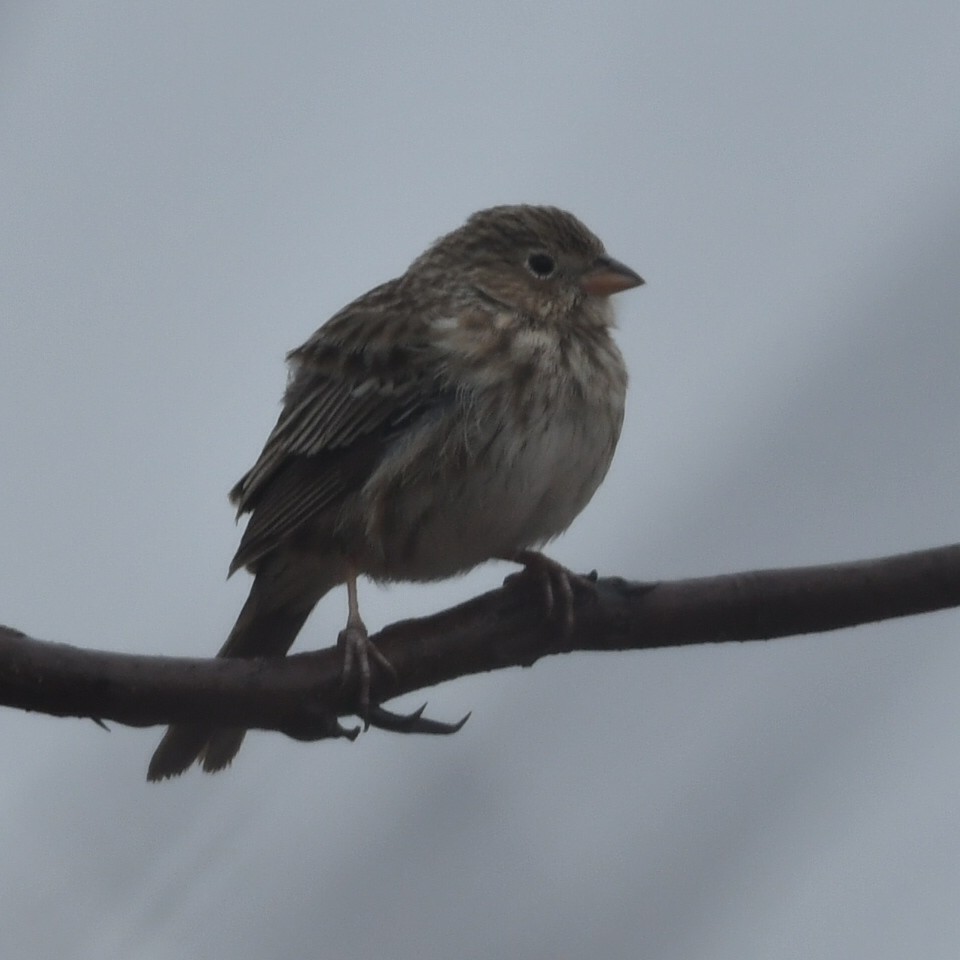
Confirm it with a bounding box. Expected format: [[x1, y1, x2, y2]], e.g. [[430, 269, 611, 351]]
[[580, 256, 645, 297]]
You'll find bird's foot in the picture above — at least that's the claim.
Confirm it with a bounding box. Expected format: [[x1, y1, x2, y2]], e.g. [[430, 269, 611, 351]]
[[337, 618, 469, 736], [507, 550, 598, 635], [338, 618, 396, 723], [366, 703, 471, 735]]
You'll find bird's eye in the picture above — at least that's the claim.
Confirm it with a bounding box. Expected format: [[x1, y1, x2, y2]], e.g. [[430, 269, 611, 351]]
[[526, 252, 556, 278]]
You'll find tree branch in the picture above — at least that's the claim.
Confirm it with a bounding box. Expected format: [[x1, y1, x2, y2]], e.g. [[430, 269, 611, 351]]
[[2, 543, 959, 739]]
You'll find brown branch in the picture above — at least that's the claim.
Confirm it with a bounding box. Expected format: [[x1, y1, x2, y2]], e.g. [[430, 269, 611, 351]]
[[2, 543, 959, 739]]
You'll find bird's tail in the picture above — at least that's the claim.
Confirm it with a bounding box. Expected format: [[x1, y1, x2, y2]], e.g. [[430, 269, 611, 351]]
[[147, 553, 342, 781]]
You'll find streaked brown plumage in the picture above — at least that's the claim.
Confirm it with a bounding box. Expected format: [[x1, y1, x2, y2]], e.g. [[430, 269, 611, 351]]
[[147, 205, 643, 780]]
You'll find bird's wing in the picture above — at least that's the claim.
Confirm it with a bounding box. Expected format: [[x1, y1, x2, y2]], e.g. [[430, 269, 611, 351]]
[[228, 281, 447, 573]]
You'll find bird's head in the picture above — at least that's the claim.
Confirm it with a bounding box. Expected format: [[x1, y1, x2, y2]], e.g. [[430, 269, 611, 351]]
[[411, 205, 643, 328]]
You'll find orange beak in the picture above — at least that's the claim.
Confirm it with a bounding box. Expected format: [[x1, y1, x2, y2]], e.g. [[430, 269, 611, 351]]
[[580, 256, 645, 297]]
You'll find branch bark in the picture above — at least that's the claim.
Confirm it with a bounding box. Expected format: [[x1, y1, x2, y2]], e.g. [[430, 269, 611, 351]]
[[2, 543, 959, 739]]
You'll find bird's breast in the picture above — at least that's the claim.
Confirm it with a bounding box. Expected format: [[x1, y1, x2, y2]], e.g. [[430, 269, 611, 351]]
[[354, 329, 627, 582]]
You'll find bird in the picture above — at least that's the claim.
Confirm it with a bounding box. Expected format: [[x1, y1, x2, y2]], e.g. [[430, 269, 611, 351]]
[[147, 204, 643, 780]]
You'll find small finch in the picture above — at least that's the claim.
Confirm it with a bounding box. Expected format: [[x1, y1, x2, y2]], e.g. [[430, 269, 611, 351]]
[[147, 205, 643, 780]]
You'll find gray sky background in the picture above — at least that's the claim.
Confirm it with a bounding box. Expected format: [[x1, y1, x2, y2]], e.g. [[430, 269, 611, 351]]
[[2, 3, 959, 958]]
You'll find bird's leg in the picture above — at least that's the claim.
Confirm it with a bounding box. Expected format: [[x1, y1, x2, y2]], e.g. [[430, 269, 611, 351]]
[[336, 572, 470, 735], [506, 550, 598, 635], [337, 573, 395, 720]]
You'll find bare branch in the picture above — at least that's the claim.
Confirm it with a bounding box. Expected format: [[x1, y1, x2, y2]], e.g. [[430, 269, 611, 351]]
[[2, 543, 959, 738]]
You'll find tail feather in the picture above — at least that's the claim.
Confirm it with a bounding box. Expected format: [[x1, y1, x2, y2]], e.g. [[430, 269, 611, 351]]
[[147, 725, 213, 781], [147, 552, 341, 781], [199, 728, 248, 773]]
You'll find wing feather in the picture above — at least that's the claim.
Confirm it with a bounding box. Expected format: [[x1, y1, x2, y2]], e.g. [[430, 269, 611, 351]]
[[227, 281, 447, 572]]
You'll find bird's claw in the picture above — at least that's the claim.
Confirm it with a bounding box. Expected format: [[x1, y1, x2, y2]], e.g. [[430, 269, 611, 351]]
[[282, 711, 361, 742], [332, 719, 362, 741], [338, 619, 467, 735], [338, 621, 397, 723], [365, 703, 471, 735], [508, 550, 597, 635]]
